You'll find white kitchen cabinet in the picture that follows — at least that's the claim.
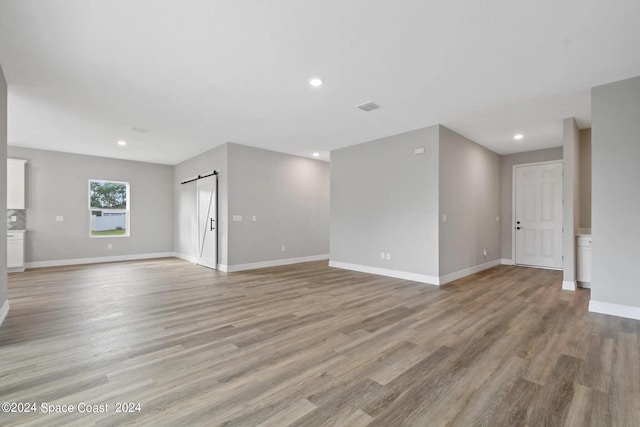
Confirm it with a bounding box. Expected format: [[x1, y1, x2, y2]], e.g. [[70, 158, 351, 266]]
[[7, 231, 25, 272], [7, 158, 26, 209], [576, 235, 592, 288]]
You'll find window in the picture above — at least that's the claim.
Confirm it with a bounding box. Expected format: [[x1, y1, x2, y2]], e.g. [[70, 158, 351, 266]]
[[89, 180, 130, 237]]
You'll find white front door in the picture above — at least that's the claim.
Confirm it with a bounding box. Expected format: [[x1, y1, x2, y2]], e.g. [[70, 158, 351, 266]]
[[514, 162, 563, 269], [197, 175, 218, 269]]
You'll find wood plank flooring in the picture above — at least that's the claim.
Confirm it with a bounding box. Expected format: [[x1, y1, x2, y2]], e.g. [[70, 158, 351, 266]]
[[1, 259, 639, 426]]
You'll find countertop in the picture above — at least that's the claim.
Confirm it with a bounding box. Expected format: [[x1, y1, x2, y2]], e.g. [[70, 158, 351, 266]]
[[576, 228, 592, 237]]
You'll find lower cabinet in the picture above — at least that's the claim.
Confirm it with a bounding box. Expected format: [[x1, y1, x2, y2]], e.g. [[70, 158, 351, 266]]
[[7, 231, 25, 272], [576, 235, 592, 287]]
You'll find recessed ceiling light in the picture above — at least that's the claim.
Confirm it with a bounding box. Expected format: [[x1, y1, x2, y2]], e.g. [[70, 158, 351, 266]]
[[513, 133, 524, 141], [309, 78, 323, 87], [117, 140, 127, 146], [312, 152, 320, 157]]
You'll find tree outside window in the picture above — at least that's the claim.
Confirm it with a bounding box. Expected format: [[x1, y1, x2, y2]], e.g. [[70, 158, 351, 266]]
[[89, 180, 130, 237]]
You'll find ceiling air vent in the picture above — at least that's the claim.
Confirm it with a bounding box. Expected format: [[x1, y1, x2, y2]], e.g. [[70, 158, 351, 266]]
[[357, 101, 381, 112], [131, 126, 150, 133]]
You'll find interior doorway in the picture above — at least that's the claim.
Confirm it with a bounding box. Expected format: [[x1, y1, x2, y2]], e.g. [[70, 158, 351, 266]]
[[513, 161, 563, 269]]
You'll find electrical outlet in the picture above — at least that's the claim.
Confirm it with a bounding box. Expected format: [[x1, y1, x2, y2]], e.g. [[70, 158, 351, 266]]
[[442, 214, 447, 223], [386, 253, 391, 260], [107, 244, 112, 250], [380, 252, 385, 260], [281, 245, 286, 252], [483, 249, 487, 257], [496, 216, 500, 222], [252, 215, 257, 222], [56, 216, 64, 222], [10, 216, 16, 222]]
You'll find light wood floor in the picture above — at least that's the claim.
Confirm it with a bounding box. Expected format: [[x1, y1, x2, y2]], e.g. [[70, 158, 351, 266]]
[[1, 259, 639, 426]]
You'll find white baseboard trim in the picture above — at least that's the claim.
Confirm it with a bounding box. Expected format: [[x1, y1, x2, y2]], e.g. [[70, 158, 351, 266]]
[[578, 281, 591, 289], [24, 252, 326, 272], [329, 259, 503, 286], [172, 253, 226, 271], [501, 258, 514, 265], [0, 300, 9, 328], [589, 300, 640, 321], [562, 280, 577, 291], [25, 252, 176, 269], [226, 254, 329, 272], [439, 259, 501, 285], [328, 261, 440, 286], [173, 252, 197, 263]]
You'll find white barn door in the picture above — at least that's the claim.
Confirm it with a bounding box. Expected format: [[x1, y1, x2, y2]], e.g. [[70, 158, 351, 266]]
[[197, 175, 218, 269], [514, 162, 563, 269]]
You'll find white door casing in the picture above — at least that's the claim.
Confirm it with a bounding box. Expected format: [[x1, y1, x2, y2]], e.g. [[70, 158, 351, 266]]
[[197, 175, 218, 269], [514, 161, 563, 269]]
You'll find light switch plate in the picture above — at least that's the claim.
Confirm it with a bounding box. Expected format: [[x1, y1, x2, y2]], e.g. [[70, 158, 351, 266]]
[[56, 216, 64, 222], [10, 216, 16, 222], [232, 215, 243, 222]]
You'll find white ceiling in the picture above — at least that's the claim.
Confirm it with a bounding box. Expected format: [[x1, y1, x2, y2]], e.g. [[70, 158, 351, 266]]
[[1, 0, 639, 165]]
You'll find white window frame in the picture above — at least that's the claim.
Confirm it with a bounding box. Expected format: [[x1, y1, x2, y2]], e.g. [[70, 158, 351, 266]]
[[89, 179, 130, 238]]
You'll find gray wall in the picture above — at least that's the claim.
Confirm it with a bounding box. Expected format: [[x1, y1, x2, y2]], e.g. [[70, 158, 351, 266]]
[[227, 143, 329, 265], [7, 147, 173, 263], [173, 142, 328, 268], [439, 126, 501, 276], [591, 75, 640, 308], [579, 128, 592, 228], [562, 118, 580, 285], [173, 144, 228, 265], [499, 147, 563, 260], [330, 126, 440, 277], [0, 65, 7, 311]]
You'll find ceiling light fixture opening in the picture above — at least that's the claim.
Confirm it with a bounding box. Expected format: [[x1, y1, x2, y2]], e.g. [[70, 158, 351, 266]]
[[309, 78, 323, 87], [513, 133, 524, 141], [312, 152, 320, 157], [117, 140, 127, 146]]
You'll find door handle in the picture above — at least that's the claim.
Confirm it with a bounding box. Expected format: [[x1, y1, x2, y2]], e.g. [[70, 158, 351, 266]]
[[210, 218, 215, 231]]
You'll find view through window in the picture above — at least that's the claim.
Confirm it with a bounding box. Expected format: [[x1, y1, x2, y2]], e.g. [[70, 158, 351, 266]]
[[89, 180, 130, 237]]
